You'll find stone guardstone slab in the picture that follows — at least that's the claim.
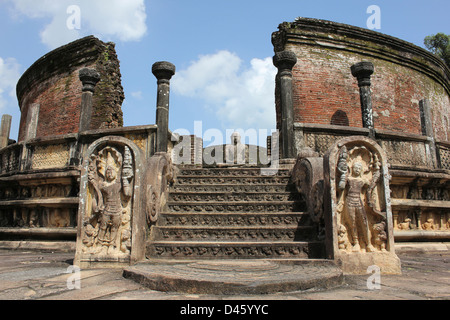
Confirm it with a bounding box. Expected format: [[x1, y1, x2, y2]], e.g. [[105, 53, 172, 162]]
[[74, 136, 145, 269], [123, 259, 343, 295], [323, 136, 401, 274]]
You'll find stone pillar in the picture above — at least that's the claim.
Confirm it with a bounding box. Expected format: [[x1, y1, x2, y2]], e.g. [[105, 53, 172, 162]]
[[351, 62, 374, 136], [78, 68, 101, 132], [273, 51, 297, 159], [152, 61, 176, 153], [419, 99, 438, 168], [0, 114, 12, 148], [24, 103, 40, 141]]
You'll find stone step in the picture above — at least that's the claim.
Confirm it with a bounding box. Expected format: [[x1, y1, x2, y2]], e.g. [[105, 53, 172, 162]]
[[177, 167, 291, 177], [123, 259, 343, 295], [147, 241, 325, 259], [175, 175, 291, 186], [168, 191, 301, 203], [159, 212, 311, 227], [151, 225, 316, 242], [171, 183, 296, 193], [167, 201, 305, 213]]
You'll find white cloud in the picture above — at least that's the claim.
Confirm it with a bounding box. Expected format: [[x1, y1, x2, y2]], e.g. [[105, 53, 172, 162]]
[[172, 51, 277, 131], [7, 0, 147, 49], [130, 91, 143, 100], [0, 57, 21, 112]]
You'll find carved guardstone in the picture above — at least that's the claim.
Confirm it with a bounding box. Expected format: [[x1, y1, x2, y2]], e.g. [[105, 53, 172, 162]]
[[323, 136, 401, 274], [74, 136, 144, 268]]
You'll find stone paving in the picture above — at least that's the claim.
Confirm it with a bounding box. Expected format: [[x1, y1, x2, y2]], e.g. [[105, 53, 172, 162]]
[[0, 248, 448, 301]]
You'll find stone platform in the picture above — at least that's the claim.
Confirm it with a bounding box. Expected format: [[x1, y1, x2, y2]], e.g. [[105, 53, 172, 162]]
[[123, 259, 343, 295]]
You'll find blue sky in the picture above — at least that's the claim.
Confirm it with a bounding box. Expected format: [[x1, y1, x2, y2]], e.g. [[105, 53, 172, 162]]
[[0, 0, 449, 144]]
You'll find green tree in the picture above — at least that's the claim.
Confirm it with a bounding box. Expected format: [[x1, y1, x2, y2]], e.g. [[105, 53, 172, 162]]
[[424, 33, 450, 68]]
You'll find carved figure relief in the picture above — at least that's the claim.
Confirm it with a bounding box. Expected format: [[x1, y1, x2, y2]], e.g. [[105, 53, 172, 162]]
[[336, 144, 388, 253], [397, 217, 414, 230], [394, 210, 450, 231], [422, 217, 435, 230], [81, 146, 134, 256]]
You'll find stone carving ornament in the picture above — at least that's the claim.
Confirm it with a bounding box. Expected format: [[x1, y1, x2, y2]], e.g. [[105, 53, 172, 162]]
[[82, 146, 134, 256], [145, 152, 175, 225], [336, 144, 386, 252], [291, 150, 325, 240], [324, 136, 400, 274]]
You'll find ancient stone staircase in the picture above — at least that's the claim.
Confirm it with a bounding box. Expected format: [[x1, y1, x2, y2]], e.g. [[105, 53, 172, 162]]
[[146, 166, 326, 260]]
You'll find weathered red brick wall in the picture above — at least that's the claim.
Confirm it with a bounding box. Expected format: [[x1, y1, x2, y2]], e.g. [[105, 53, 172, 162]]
[[290, 49, 362, 128], [17, 36, 124, 142], [273, 19, 450, 143], [18, 68, 84, 140]]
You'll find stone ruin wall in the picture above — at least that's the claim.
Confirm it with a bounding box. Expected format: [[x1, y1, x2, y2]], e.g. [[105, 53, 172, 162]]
[[273, 18, 450, 240], [0, 36, 159, 248], [16, 36, 124, 142], [273, 18, 450, 143], [1, 19, 449, 252]]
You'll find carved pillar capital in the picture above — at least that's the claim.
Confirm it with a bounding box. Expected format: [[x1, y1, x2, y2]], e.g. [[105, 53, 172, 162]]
[[79, 68, 101, 93], [351, 61, 374, 87], [152, 61, 176, 84], [273, 50, 297, 76]]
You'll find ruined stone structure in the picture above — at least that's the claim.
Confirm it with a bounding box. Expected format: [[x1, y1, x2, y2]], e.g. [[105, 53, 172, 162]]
[[17, 36, 125, 142], [0, 36, 158, 250], [0, 18, 449, 292], [273, 18, 450, 247]]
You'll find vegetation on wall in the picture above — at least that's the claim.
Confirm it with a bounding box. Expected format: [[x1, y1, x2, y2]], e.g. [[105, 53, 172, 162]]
[[424, 33, 450, 68]]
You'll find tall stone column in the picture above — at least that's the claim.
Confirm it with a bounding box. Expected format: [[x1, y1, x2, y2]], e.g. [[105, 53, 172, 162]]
[[23, 104, 40, 141], [351, 61, 374, 137], [0, 114, 12, 148], [152, 61, 176, 153], [273, 51, 297, 159], [78, 68, 101, 132], [419, 98, 438, 168]]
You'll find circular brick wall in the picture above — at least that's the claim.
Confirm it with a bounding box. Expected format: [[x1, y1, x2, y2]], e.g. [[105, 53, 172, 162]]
[[16, 36, 124, 142], [272, 18, 450, 143]]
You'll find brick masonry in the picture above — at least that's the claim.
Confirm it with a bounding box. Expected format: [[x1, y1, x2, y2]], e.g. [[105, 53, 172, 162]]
[[16, 36, 124, 142], [273, 19, 450, 143]]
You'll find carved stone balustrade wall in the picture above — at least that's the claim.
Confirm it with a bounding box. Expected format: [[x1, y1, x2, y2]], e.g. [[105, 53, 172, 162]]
[[0, 126, 157, 248], [295, 123, 450, 244]]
